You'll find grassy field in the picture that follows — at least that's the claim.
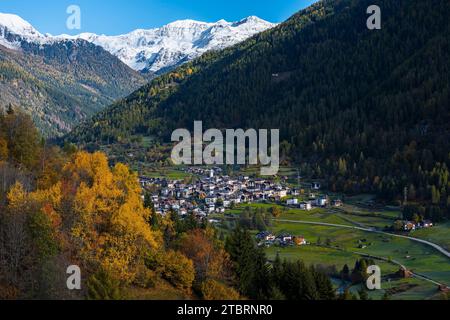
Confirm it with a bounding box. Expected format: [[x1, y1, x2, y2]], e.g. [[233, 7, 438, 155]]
[[340, 203, 402, 220], [412, 222, 450, 252], [137, 163, 449, 300], [142, 168, 193, 180], [231, 203, 348, 224], [333, 211, 394, 229], [346, 277, 443, 300], [271, 221, 450, 284], [265, 238, 444, 300], [267, 222, 449, 300], [238, 166, 298, 177], [220, 202, 450, 299]]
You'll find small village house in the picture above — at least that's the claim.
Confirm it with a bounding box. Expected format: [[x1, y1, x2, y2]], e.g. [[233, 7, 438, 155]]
[[299, 201, 313, 211], [293, 236, 307, 246]]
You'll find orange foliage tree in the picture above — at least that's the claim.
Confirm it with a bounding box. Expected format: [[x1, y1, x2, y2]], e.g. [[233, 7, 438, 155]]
[[178, 228, 233, 285]]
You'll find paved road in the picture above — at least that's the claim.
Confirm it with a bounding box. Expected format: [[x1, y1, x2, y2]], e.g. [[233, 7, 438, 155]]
[[274, 219, 450, 259]]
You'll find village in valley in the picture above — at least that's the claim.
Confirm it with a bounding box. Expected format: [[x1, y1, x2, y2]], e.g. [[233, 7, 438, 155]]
[[136, 165, 450, 301], [141, 167, 335, 245], [139, 166, 435, 248], [141, 168, 327, 214]]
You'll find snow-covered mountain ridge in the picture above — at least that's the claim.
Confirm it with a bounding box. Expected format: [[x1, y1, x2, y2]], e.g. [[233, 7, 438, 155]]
[[0, 13, 275, 73]]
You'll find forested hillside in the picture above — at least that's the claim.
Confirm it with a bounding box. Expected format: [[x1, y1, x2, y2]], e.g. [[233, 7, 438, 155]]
[[0, 40, 146, 136], [66, 0, 450, 219]]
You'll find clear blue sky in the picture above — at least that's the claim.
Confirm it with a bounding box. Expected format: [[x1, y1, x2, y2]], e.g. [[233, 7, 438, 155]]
[[0, 0, 317, 35]]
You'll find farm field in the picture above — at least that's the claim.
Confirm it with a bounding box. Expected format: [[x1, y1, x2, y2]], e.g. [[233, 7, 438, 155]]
[[333, 211, 395, 229], [238, 166, 298, 177], [140, 164, 449, 300], [269, 221, 450, 299], [266, 245, 397, 273]]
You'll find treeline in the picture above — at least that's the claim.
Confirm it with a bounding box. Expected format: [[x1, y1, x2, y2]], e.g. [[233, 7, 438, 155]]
[[338, 259, 380, 300], [66, 0, 450, 219]]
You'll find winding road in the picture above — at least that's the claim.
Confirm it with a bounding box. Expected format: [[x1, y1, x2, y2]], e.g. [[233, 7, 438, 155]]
[[274, 218, 450, 259]]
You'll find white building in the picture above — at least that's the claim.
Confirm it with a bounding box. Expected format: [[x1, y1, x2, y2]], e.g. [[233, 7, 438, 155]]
[[316, 197, 328, 207], [300, 202, 312, 211]]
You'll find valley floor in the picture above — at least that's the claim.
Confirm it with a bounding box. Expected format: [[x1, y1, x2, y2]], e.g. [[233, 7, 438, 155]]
[[138, 165, 450, 300], [214, 202, 450, 300]]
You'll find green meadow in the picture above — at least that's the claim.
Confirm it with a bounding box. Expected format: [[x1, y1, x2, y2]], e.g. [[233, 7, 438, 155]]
[[223, 202, 450, 299], [142, 168, 193, 180], [413, 222, 450, 252]]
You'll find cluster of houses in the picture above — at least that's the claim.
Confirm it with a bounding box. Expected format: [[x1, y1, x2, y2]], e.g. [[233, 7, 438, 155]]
[[256, 231, 307, 247], [140, 167, 342, 224], [286, 192, 343, 210], [401, 220, 434, 232], [140, 167, 296, 217]]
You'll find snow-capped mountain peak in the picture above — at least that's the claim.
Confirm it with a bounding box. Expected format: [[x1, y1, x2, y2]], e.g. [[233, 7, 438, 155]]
[[238, 15, 264, 24], [0, 13, 44, 49], [67, 17, 276, 73], [0, 12, 276, 73], [0, 13, 42, 38], [165, 19, 211, 28]]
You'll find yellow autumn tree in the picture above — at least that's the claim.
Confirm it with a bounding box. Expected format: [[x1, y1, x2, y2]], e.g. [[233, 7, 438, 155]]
[[65, 151, 159, 282], [6, 181, 28, 212], [3, 151, 161, 294], [158, 250, 195, 291]]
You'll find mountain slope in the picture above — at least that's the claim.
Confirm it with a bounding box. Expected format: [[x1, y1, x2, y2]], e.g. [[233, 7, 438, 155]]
[[0, 13, 147, 136], [67, 0, 450, 216], [0, 40, 146, 136]]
